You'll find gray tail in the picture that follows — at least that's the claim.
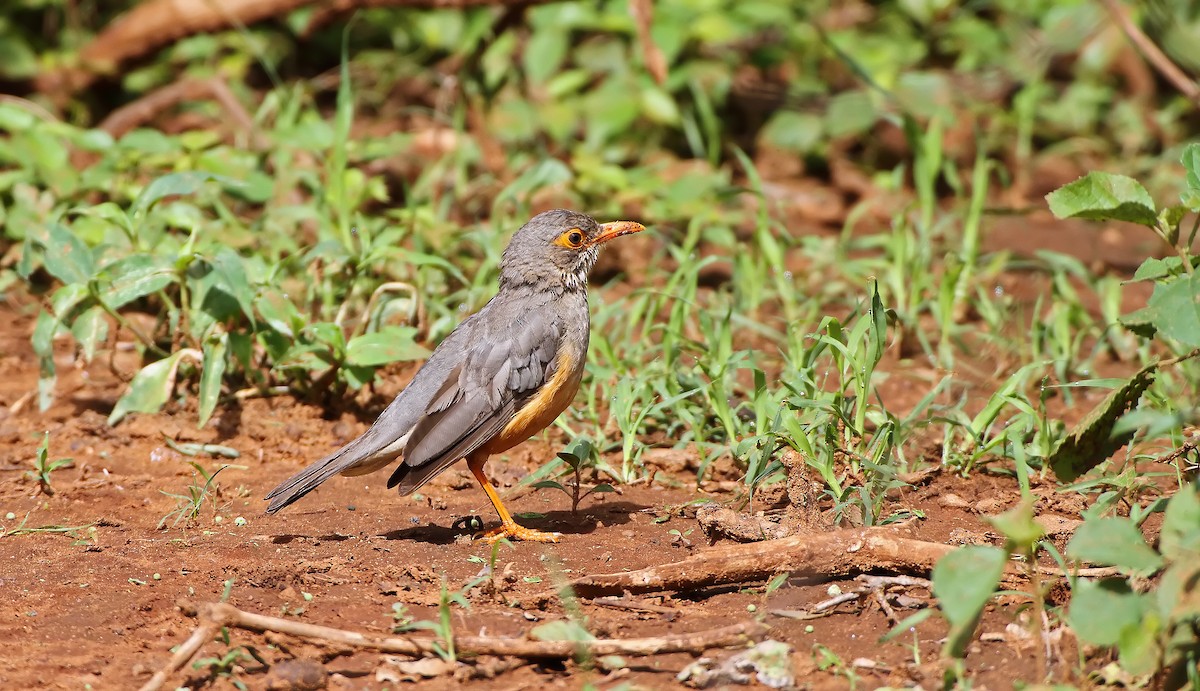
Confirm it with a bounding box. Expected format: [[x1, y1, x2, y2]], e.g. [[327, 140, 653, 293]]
[[264, 445, 355, 514]]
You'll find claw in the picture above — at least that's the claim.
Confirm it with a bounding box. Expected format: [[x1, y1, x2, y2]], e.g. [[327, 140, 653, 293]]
[[481, 522, 562, 543]]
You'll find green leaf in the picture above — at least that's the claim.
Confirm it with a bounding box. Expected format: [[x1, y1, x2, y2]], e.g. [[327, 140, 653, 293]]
[[198, 332, 228, 428], [760, 111, 823, 154], [1048, 362, 1157, 481], [932, 545, 1007, 657], [255, 288, 304, 338], [1183, 142, 1200, 191], [1160, 483, 1200, 563], [189, 248, 255, 340], [1068, 578, 1151, 646], [71, 306, 108, 363], [109, 351, 189, 425], [530, 619, 595, 643], [99, 254, 176, 309], [557, 437, 594, 466], [133, 171, 232, 219], [1119, 306, 1157, 339], [1146, 273, 1200, 348], [1117, 612, 1163, 676], [986, 501, 1044, 552], [1046, 172, 1158, 227], [39, 223, 95, 285], [344, 327, 430, 367], [1066, 518, 1164, 576], [641, 85, 681, 125], [523, 28, 568, 83], [1131, 256, 1184, 282]]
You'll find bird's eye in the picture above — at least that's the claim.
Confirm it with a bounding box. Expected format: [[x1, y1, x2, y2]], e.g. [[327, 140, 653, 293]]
[[556, 229, 586, 248]]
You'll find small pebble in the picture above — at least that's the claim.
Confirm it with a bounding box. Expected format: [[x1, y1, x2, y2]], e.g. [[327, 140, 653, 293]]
[[5, 512, 14, 520], [805, 625, 814, 633], [234, 516, 247, 527], [826, 584, 842, 597], [152, 573, 161, 581]]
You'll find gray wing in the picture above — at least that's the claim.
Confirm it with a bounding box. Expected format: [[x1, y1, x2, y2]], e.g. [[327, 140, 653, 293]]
[[386, 309, 561, 494], [264, 313, 479, 514]]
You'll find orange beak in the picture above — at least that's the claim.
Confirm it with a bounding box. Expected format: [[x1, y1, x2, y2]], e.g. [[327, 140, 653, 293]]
[[591, 220, 646, 246]]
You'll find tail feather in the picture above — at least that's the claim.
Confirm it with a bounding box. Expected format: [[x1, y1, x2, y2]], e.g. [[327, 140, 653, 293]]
[[264, 444, 357, 514]]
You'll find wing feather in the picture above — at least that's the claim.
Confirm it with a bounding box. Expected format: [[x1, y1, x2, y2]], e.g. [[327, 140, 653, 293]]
[[386, 306, 561, 493]]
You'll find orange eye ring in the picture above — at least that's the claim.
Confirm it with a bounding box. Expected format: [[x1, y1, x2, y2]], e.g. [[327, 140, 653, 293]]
[[555, 228, 586, 249]]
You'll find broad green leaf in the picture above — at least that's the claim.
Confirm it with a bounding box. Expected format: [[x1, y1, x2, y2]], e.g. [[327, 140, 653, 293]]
[[523, 28, 568, 83], [1046, 172, 1158, 227], [1131, 256, 1183, 282], [1160, 483, 1200, 563], [1146, 273, 1200, 348], [189, 248, 255, 340], [133, 171, 232, 218], [761, 111, 823, 154], [40, 223, 95, 284], [1119, 306, 1157, 339], [986, 501, 1044, 552], [1066, 517, 1164, 576], [1068, 578, 1151, 646], [198, 332, 228, 428], [99, 254, 176, 309], [641, 85, 681, 125], [932, 545, 1007, 657], [71, 306, 108, 363], [344, 327, 430, 367], [1183, 142, 1200, 191], [109, 351, 189, 425], [255, 288, 304, 338], [1048, 362, 1157, 481], [1117, 612, 1163, 676], [557, 438, 594, 466], [530, 619, 594, 643]]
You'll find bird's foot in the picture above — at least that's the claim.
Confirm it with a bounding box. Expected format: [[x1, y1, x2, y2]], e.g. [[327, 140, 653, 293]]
[[482, 522, 561, 543]]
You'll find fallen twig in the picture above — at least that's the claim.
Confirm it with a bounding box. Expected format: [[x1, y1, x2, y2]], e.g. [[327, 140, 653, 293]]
[[36, 0, 563, 100], [138, 622, 220, 691], [142, 600, 766, 691], [98, 77, 259, 144], [525, 527, 956, 605], [524, 527, 1115, 607], [1099, 0, 1200, 106]]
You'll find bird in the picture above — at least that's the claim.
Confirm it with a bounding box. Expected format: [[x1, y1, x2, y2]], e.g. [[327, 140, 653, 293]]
[[264, 209, 646, 542]]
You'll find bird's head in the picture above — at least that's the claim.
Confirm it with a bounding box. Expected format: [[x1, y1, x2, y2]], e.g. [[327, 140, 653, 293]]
[[499, 209, 645, 291]]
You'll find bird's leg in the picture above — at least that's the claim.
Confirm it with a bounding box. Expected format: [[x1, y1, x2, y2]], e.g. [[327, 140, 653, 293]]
[[467, 454, 561, 543]]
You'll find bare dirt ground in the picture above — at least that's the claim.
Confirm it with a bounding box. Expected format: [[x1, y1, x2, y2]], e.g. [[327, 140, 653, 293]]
[[0, 278, 1112, 691], [0, 177, 1160, 690]]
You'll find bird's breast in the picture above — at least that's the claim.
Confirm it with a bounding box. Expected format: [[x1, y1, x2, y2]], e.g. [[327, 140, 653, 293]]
[[482, 336, 586, 455]]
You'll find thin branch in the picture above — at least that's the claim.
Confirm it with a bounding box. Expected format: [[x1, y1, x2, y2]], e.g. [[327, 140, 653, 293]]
[[1099, 0, 1200, 105], [36, 0, 563, 99], [144, 600, 767, 689]]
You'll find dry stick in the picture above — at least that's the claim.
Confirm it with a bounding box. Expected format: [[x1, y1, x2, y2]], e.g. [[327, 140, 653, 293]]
[[1099, 0, 1200, 106], [36, 0, 562, 99], [138, 622, 220, 691], [523, 528, 1117, 607], [144, 600, 767, 689], [629, 0, 667, 86], [98, 77, 260, 145], [524, 527, 956, 606]]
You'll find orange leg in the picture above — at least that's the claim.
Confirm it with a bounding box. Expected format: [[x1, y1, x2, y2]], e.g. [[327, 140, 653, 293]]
[[467, 453, 561, 543]]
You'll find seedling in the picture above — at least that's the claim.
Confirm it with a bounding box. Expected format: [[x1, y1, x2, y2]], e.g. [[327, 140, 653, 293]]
[[532, 438, 614, 514], [158, 462, 229, 529], [26, 433, 74, 497]]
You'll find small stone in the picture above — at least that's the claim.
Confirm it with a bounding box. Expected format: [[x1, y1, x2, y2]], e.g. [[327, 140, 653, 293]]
[[266, 658, 328, 690]]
